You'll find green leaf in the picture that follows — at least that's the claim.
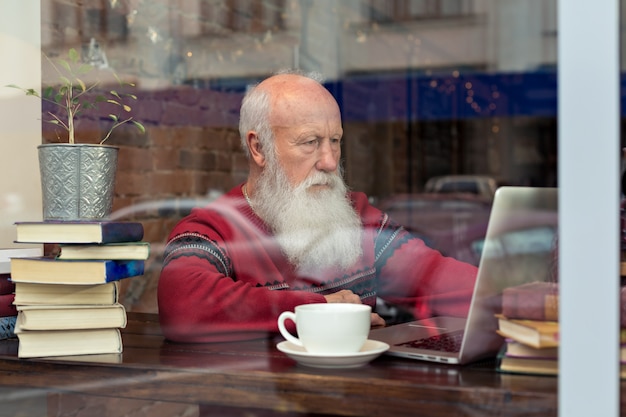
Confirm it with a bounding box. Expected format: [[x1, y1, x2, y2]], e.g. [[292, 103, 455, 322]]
[[78, 64, 93, 74], [43, 87, 55, 99], [75, 77, 87, 92], [122, 104, 131, 112], [110, 90, 121, 99], [109, 114, 119, 122], [107, 99, 121, 106], [68, 48, 79, 63], [58, 59, 71, 73], [132, 120, 146, 134]]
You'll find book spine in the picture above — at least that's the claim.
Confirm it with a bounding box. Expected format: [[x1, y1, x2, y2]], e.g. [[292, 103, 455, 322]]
[[503, 284, 626, 324], [0, 315, 16, 340], [15, 222, 144, 244], [101, 222, 144, 243], [502, 287, 559, 321], [105, 260, 145, 282]]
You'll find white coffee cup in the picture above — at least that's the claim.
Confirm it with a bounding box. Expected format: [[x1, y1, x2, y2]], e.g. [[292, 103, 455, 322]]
[[277, 303, 371, 354]]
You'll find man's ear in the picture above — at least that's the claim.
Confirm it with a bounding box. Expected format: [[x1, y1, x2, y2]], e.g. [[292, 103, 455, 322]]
[[247, 131, 266, 167]]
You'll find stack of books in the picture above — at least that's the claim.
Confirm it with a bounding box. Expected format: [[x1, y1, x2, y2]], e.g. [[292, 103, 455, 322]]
[[0, 247, 43, 341], [10, 220, 149, 359], [496, 281, 562, 376], [496, 281, 626, 376], [495, 313, 560, 376]]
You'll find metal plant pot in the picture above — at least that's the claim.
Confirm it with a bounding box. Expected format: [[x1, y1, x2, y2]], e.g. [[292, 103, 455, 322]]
[[38, 143, 119, 221]]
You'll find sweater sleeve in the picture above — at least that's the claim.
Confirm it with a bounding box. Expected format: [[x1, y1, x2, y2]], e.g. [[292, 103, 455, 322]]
[[376, 229, 478, 319], [157, 205, 326, 343], [352, 192, 478, 320]]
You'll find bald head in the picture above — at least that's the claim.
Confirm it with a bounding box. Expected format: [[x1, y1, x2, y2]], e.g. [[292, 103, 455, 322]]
[[260, 74, 341, 140], [256, 73, 338, 115]]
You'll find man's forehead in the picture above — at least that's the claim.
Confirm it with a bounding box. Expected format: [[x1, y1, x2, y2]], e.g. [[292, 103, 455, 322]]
[[270, 110, 342, 135], [272, 122, 343, 137], [270, 91, 340, 124]]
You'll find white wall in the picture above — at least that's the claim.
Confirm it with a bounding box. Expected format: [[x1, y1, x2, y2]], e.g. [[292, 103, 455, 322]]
[[0, 3, 43, 248]]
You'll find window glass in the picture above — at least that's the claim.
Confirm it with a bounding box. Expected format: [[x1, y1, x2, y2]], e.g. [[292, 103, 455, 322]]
[[38, 0, 560, 313], [0, 1, 616, 414]]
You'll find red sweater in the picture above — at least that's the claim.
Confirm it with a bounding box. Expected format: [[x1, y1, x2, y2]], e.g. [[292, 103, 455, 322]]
[[158, 186, 478, 343]]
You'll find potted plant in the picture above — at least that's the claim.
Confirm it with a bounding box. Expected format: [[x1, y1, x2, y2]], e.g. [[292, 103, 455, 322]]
[[7, 47, 145, 221]]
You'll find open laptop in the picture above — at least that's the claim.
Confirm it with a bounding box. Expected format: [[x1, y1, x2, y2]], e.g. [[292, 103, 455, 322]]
[[370, 186, 558, 364]]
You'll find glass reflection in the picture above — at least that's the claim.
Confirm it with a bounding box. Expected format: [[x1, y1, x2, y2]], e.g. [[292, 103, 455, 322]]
[[39, 0, 559, 317]]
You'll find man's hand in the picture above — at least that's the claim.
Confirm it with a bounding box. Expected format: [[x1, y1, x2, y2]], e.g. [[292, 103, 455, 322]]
[[324, 290, 386, 328], [324, 289, 362, 304], [370, 312, 386, 328]]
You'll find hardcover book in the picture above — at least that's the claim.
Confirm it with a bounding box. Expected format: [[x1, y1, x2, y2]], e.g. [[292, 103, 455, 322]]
[[498, 345, 626, 378], [14, 221, 144, 244], [503, 282, 626, 326], [56, 241, 150, 260], [10, 257, 144, 285], [0, 247, 43, 274], [13, 282, 119, 306], [15, 328, 123, 358], [497, 346, 558, 376], [15, 304, 127, 331], [497, 340, 626, 378], [495, 314, 559, 349], [501, 281, 559, 321], [499, 358, 626, 379], [503, 339, 558, 359], [40, 352, 123, 364]]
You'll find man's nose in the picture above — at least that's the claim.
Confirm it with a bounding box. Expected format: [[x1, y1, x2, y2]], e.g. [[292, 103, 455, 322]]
[[315, 140, 339, 172]]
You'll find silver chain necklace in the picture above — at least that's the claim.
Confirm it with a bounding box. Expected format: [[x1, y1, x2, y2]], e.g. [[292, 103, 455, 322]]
[[242, 183, 253, 209]]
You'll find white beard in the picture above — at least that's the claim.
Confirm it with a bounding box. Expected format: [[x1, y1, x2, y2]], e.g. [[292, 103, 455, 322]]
[[252, 160, 363, 276]]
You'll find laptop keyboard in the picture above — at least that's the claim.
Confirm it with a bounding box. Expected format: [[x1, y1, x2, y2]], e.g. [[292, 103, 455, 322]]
[[395, 330, 464, 353]]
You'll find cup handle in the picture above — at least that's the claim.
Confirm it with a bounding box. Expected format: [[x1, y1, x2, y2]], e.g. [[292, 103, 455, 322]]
[[277, 311, 303, 347]]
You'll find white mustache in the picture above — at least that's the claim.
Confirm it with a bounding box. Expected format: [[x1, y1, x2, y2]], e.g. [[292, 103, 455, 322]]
[[299, 171, 341, 190]]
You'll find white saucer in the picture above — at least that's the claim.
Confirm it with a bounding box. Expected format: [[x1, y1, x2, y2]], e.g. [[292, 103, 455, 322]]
[[276, 339, 390, 369]]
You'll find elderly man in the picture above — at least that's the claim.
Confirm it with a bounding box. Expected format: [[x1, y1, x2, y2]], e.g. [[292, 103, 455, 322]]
[[157, 71, 478, 343]]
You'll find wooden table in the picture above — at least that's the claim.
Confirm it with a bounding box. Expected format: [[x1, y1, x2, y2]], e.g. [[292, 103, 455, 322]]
[[0, 313, 570, 416]]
